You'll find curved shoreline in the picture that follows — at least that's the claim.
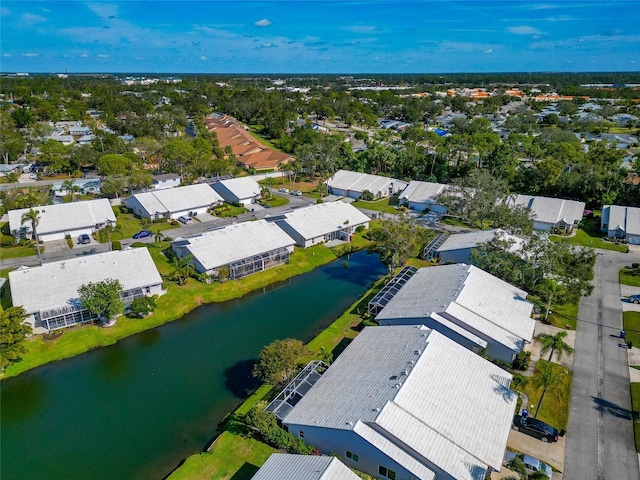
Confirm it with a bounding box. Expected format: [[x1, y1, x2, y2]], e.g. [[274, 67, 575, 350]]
[[1, 242, 366, 380]]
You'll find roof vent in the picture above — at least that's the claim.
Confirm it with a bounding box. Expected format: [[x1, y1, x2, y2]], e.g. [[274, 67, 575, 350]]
[[373, 407, 380, 412], [414, 349, 421, 355], [346, 421, 353, 426]]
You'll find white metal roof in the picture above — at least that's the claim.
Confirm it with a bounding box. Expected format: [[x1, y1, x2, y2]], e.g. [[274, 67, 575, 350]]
[[251, 454, 360, 480], [437, 229, 524, 253], [9, 248, 162, 315], [174, 220, 295, 270], [399, 180, 447, 204], [326, 169, 407, 195], [507, 194, 585, 226], [8, 199, 116, 235], [283, 326, 516, 480], [375, 264, 535, 351], [124, 184, 222, 215], [280, 202, 370, 240], [214, 176, 262, 201], [603, 205, 640, 236]]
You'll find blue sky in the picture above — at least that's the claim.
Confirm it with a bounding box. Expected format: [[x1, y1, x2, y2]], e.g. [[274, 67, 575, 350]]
[[1, 1, 639, 73]]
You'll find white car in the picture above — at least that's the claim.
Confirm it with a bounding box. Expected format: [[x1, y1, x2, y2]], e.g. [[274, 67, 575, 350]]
[[279, 188, 289, 193], [504, 451, 552, 479], [290, 190, 302, 196]]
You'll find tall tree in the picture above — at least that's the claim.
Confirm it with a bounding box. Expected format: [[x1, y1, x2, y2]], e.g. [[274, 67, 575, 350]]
[[535, 330, 574, 362], [21, 208, 42, 265], [252, 338, 307, 385], [61, 179, 81, 202], [370, 214, 424, 274], [532, 362, 564, 419], [0, 306, 32, 372], [78, 279, 124, 325]]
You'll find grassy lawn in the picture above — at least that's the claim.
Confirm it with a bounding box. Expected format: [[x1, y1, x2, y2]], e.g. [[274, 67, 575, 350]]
[[167, 431, 275, 480], [624, 311, 640, 347], [110, 208, 178, 241], [261, 195, 289, 208], [631, 383, 640, 452], [0, 243, 41, 259], [351, 195, 400, 214], [551, 215, 628, 253], [521, 360, 573, 430], [1, 243, 343, 380], [548, 301, 579, 330], [213, 203, 249, 218], [621, 267, 640, 287]]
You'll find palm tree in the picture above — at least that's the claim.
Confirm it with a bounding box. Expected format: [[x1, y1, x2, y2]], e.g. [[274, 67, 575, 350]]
[[62, 179, 81, 202], [21, 208, 42, 265], [535, 330, 574, 362], [506, 455, 527, 479], [154, 229, 164, 247], [532, 362, 564, 418], [170, 254, 194, 286]]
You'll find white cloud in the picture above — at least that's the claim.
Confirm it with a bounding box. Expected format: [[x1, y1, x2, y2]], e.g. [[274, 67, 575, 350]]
[[1, 7, 11, 16], [508, 26, 544, 35], [3, 53, 12, 57], [86, 3, 119, 18], [200, 55, 207, 60], [97, 54, 109, 58], [484, 49, 493, 54], [18, 12, 47, 26], [20, 53, 38, 57], [80, 53, 89, 57], [253, 18, 272, 27], [261, 42, 277, 48], [346, 25, 376, 33]]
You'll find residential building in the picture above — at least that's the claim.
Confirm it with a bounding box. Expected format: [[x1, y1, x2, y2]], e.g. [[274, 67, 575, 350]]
[[210, 176, 262, 205], [171, 220, 296, 280], [274, 326, 516, 480], [430, 229, 523, 264], [8, 199, 116, 242], [273, 201, 370, 248], [505, 194, 585, 233], [398, 180, 448, 212], [0, 164, 23, 177], [371, 264, 535, 362], [51, 178, 101, 196], [326, 170, 408, 200], [151, 173, 181, 191], [204, 114, 292, 171], [9, 248, 164, 332], [601, 205, 640, 244], [251, 454, 360, 480], [122, 184, 223, 220]]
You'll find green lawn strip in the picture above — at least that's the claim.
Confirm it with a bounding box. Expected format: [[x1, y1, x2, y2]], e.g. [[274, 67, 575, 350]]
[[351, 196, 400, 214], [167, 431, 276, 480], [0, 244, 40, 259], [624, 311, 640, 347], [109, 210, 179, 241], [302, 191, 323, 200], [520, 360, 572, 430], [621, 267, 640, 287], [262, 195, 289, 208], [547, 301, 579, 330], [550, 228, 628, 253], [631, 383, 640, 453], [213, 203, 249, 218], [1, 244, 340, 380]]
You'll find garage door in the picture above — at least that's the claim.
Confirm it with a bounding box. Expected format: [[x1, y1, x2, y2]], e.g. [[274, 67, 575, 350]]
[[628, 234, 640, 245], [40, 232, 66, 242], [68, 228, 93, 239]]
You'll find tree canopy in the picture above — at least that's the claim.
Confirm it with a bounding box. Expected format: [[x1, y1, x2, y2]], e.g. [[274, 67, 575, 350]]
[[0, 306, 32, 372], [78, 279, 124, 324], [252, 338, 307, 385]]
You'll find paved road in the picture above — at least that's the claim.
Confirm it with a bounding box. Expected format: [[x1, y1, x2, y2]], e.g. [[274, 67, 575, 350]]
[[0, 190, 316, 270], [564, 249, 640, 480]]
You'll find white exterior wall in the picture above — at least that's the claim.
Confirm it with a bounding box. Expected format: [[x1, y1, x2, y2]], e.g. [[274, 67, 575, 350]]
[[168, 206, 208, 220], [152, 178, 180, 190], [629, 234, 640, 245], [40, 232, 66, 242], [285, 425, 447, 480]]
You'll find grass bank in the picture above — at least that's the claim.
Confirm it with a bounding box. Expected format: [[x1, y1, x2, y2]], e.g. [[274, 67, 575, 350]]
[[1, 241, 359, 380], [621, 267, 640, 287], [624, 311, 640, 347], [167, 273, 388, 480], [631, 383, 640, 452], [521, 360, 573, 430], [351, 195, 400, 214]]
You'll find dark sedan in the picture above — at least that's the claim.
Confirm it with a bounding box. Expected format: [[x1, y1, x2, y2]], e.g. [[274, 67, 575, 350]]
[[512, 415, 559, 443], [132, 230, 152, 240]]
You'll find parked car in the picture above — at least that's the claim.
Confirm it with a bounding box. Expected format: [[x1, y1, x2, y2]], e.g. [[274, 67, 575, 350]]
[[290, 190, 302, 196], [178, 215, 193, 225], [78, 234, 91, 244], [504, 451, 552, 479], [132, 230, 152, 239], [279, 187, 289, 193], [629, 294, 640, 304], [512, 415, 559, 443]]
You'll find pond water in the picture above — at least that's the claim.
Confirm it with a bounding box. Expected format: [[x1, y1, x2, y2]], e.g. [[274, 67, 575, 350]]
[[0, 251, 386, 480]]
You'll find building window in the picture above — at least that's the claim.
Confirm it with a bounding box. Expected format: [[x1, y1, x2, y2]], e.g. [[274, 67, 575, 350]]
[[298, 430, 304, 438], [379, 466, 396, 480], [345, 451, 359, 462]]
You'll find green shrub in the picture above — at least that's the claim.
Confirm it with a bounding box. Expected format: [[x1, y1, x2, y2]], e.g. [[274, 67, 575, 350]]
[[152, 218, 168, 224], [112, 240, 122, 251], [130, 242, 147, 248], [129, 295, 157, 318], [317, 198, 323, 204], [356, 225, 365, 233], [65, 235, 73, 249], [361, 190, 374, 201]]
